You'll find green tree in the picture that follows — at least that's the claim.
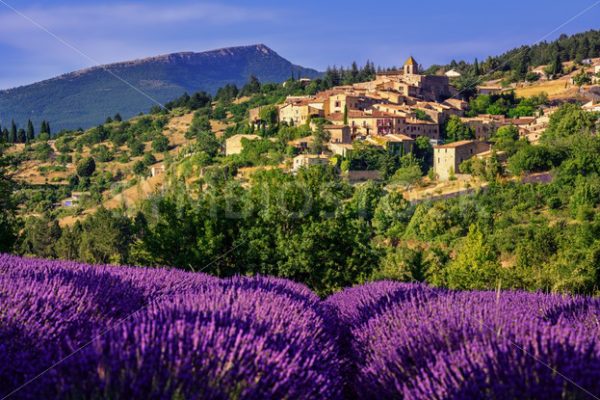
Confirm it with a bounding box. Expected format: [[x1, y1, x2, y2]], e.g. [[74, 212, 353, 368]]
[[18, 215, 62, 258], [56, 222, 83, 260], [544, 53, 563, 78], [572, 70, 592, 87], [310, 123, 330, 154], [152, 135, 169, 153], [132, 160, 147, 176], [76, 157, 96, 177], [391, 164, 422, 189], [444, 115, 474, 142], [240, 75, 261, 97], [258, 105, 279, 127], [10, 120, 17, 143], [543, 103, 596, 141], [0, 150, 16, 251], [26, 120, 35, 142], [372, 245, 429, 282], [508, 144, 556, 175], [372, 191, 412, 241], [445, 224, 501, 289], [78, 208, 132, 264], [17, 129, 26, 144], [128, 139, 145, 156]]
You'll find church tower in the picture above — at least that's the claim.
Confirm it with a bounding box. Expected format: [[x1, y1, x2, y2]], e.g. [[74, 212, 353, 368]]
[[403, 56, 419, 75]]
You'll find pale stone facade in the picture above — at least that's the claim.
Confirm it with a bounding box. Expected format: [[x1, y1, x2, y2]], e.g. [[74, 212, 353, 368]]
[[292, 154, 331, 172], [434, 140, 491, 181], [225, 134, 261, 156]]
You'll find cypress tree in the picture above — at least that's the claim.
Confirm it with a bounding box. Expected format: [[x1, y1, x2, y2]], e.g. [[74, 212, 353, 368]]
[[17, 128, 26, 144], [343, 105, 349, 125], [10, 120, 17, 143], [26, 120, 35, 142]]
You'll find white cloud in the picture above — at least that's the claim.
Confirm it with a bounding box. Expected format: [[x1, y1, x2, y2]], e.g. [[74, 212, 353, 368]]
[[0, 2, 278, 33]]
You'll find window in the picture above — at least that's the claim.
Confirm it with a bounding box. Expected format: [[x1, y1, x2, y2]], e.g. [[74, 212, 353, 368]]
[[335, 101, 341, 107]]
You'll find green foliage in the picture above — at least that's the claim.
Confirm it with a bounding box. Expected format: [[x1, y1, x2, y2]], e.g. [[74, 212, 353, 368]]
[[391, 164, 422, 189], [372, 191, 413, 241], [467, 92, 545, 118], [215, 84, 239, 103], [151, 135, 169, 153], [572, 70, 592, 87], [258, 105, 279, 127], [347, 142, 393, 174], [445, 225, 501, 290], [78, 208, 133, 264], [460, 152, 502, 181], [372, 245, 430, 282], [32, 143, 53, 161], [76, 157, 96, 177], [18, 215, 62, 258], [310, 124, 330, 154], [443, 115, 474, 142], [236, 138, 283, 166], [414, 109, 432, 121], [91, 145, 113, 162], [543, 103, 598, 141], [0, 151, 16, 251], [128, 139, 145, 156], [508, 144, 557, 175], [132, 160, 147, 176], [440, 30, 600, 80], [143, 153, 157, 166]]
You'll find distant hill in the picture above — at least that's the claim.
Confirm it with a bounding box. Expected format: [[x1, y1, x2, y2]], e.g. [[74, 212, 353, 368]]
[[0, 44, 320, 131]]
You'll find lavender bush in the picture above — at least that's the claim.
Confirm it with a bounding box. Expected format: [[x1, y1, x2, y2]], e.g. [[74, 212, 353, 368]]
[[2, 255, 600, 399], [0, 255, 342, 399], [327, 282, 600, 399]]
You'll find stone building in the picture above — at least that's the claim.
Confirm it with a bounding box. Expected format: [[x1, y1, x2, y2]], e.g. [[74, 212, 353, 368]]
[[433, 140, 491, 181], [225, 134, 261, 156], [292, 154, 331, 172]]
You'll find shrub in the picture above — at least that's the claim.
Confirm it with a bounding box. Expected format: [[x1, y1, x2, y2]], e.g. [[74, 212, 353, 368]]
[[76, 157, 96, 177]]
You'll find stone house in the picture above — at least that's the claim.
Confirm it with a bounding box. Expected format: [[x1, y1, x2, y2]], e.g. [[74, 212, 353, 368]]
[[366, 134, 415, 156], [225, 134, 261, 156], [433, 140, 491, 181], [325, 125, 352, 144], [292, 154, 331, 172], [278, 98, 324, 126]]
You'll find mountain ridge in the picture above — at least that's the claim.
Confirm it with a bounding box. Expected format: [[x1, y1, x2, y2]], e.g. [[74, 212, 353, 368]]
[[0, 44, 320, 131]]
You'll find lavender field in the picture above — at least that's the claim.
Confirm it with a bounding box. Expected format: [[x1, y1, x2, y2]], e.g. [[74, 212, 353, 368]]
[[1, 254, 599, 399]]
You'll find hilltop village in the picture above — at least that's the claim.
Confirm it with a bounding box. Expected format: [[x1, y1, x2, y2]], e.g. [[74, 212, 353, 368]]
[[230, 57, 560, 183], [3, 32, 600, 299]]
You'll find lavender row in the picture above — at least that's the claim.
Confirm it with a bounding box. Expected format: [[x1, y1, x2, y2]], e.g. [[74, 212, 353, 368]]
[[2, 255, 600, 399], [326, 282, 600, 399]]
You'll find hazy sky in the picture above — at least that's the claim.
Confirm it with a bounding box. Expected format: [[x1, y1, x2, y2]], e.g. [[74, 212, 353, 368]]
[[0, 0, 599, 89]]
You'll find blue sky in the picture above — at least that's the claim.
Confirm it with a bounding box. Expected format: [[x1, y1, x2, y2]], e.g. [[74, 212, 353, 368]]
[[0, 0, 599, 89]]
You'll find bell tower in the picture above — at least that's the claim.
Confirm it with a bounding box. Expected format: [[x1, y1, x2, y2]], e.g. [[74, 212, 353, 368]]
[[403, 56, 419, 75]]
